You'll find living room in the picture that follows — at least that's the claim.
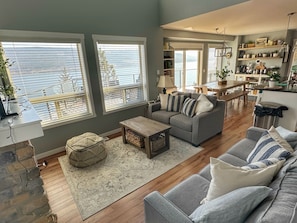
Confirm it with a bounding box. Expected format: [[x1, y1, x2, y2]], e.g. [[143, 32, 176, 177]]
[[1, 0, 297, 222]]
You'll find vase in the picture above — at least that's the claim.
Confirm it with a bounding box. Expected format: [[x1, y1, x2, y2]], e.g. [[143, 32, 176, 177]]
[[218, 80, 227, 85]]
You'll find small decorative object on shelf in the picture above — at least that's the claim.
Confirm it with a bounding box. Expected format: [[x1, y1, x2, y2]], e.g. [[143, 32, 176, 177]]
[[247, 40, 256, 48], [255, 37, 268, 46], [215, 66, 233, 85]]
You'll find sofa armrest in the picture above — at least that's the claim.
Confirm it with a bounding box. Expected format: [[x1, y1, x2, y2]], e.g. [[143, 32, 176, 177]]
[[147, 102, 161, 119], [195, 100, 225, 120], [246, 126, 266, 141], [144, 191, 193, 223], [191, 100, 225, 146]]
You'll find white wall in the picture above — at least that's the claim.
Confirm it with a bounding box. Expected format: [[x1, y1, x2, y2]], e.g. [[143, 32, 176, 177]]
[[259, 91, 297, 131]]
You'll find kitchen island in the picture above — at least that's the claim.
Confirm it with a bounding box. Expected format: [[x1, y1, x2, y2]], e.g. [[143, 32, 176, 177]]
[[255, 86, 297, 131]]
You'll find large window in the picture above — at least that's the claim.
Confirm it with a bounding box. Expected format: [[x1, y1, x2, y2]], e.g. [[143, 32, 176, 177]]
[[0, 30, 94, 128], [93, 35, 148, 113]]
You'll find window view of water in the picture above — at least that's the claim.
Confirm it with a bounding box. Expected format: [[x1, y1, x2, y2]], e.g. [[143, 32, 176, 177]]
[[2, 42, 221, 123], [173, 48, 222, 91], [1, 43, 90, 126], [2, 45, 85, 98], [98, 46, 142, 86], [174, 50, 199, 90]]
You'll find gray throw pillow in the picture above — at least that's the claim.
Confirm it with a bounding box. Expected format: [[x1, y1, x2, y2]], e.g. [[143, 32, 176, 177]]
[[189, 186, 272, 223], [276, 126, 297, 148]]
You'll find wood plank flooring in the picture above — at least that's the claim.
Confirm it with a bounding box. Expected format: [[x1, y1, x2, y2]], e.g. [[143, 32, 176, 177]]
[[40, 99, 255, 223]]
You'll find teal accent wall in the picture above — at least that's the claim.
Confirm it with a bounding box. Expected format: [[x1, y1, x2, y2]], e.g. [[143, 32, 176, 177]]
[[0, 0, 163, 154]]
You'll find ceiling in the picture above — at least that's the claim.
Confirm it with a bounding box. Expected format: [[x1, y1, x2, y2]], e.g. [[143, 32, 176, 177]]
[[161, 0, 297, 36]]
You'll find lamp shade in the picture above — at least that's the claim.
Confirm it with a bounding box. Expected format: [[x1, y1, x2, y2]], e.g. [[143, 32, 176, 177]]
[[157, 75, 175, 88]]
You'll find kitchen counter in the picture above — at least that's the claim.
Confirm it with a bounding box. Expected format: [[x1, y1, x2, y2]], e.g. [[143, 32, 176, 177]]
[[256, 89, 297, 131], [254, 85, 297, 93]]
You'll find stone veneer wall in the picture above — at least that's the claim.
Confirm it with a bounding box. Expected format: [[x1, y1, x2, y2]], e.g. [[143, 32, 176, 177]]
[[0, 141, 57, 223]]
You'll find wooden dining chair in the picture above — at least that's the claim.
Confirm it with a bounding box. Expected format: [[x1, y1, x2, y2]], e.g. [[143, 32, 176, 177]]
[[201, 86, 216, 96]]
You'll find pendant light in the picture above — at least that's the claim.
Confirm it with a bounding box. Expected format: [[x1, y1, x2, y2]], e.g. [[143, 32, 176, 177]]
[[215, 28, 232, 58], [279, 12, 296, 61]]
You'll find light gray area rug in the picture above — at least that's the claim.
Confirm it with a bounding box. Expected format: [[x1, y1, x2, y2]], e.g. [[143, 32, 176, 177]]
[[58, 136, 203, 220]]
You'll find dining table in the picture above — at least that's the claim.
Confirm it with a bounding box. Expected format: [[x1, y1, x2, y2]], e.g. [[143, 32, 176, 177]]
[[194, 80, 249, 103]]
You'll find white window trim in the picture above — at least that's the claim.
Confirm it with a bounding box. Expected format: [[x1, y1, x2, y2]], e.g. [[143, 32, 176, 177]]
[[0, 30, 96, 129], [92, 34, 149, 115]]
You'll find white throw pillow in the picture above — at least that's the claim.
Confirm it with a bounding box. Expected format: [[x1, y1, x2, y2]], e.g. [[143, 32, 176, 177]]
[[190, 186, 272, 223], [195, 94, 214, 115], [159, 93, 169, 110], [202, 157, 283, 203], [247, 126, 293, 163], [268, 126, 294, 152]]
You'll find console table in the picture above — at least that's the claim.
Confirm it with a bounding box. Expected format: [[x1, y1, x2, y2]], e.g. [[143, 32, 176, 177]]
[[0, 98, 43, 147]]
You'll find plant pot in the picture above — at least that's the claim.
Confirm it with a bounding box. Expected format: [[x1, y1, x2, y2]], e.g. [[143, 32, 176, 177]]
[[268, 80, 276, 88], [218, 80, 227, 85]]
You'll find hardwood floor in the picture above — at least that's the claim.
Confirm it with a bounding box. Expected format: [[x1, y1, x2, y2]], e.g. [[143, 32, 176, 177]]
[[40, 99, 255, 223]]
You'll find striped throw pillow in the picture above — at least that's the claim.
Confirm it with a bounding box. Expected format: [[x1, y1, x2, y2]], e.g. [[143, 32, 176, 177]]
[[181, 98, 198, 117], [247, 131, 292, 163], [242, 158, 285, 170], [167, 95, 185, 112]]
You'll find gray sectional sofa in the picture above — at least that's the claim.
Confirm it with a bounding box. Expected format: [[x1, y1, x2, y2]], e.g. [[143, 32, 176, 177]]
[[147, 92, 225, 146], [144, 126, 297, 223]]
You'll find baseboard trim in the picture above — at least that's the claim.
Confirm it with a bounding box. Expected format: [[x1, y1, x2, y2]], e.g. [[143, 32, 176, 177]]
[[35, 128, 121, 160], [35, 146, 65, 160]]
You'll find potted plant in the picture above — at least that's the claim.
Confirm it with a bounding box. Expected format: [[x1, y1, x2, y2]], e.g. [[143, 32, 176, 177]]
[[0, 46, 15, 100], [215, 66, 233, 85], [267, 70, 281, 88]]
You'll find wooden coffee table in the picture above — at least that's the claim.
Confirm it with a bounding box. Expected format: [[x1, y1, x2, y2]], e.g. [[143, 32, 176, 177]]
[[119, 116, 171, 159]]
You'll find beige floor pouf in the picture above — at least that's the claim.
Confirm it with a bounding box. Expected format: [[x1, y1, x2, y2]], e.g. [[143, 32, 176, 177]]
[[66, 132, 107, 168]]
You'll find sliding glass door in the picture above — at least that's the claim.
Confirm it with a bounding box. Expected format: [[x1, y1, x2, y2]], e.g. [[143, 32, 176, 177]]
[[207, 46, 223, 82], [172, 44, 223, 91], [174, 50, 202, 92]]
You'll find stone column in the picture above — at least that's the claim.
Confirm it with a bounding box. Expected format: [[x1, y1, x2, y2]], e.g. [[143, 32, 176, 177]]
[[0, 141, 57, 223]]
